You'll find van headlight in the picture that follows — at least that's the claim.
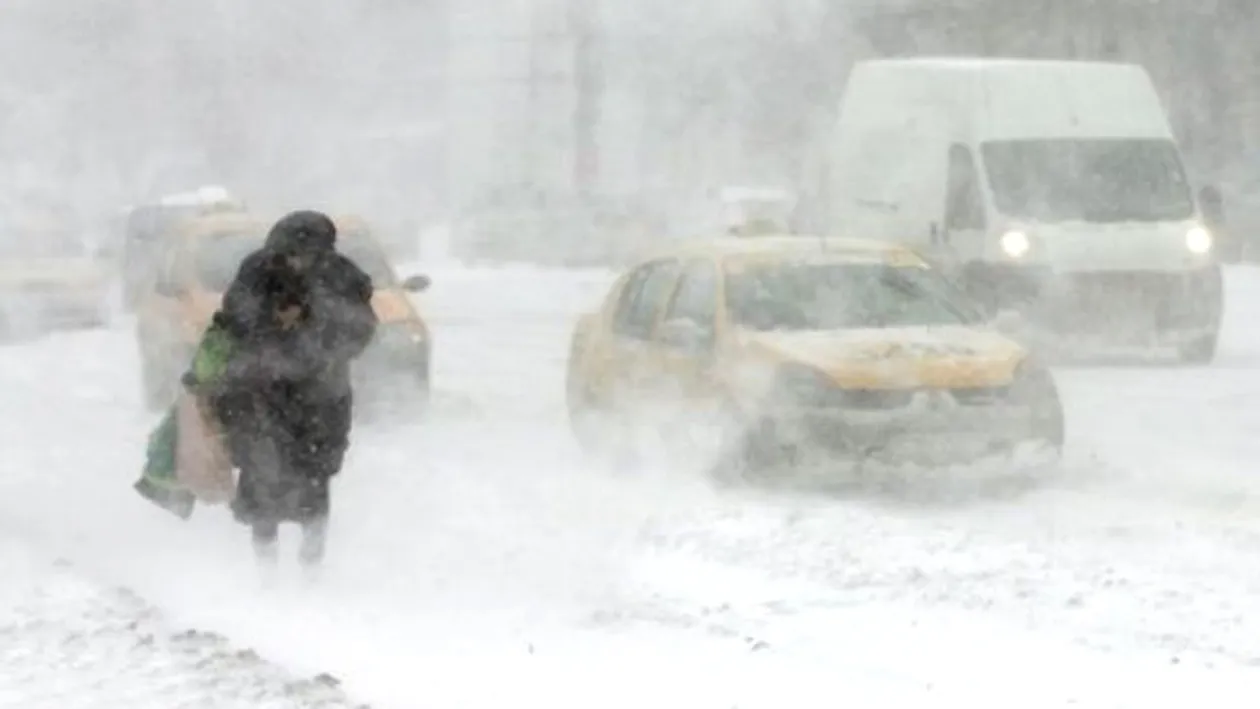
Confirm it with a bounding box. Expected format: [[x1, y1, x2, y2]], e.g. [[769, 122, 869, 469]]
[[1000, 230, 1031, 258], [1186, 226, 1213, 254]]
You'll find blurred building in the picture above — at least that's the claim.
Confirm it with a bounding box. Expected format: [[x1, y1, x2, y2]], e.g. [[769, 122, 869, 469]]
[[855, 0, 1260, 177], [446, 0, 1260, 264]]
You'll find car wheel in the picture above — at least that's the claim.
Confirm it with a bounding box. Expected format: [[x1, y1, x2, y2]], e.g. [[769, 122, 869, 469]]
[[1008, 362, 1064, 459], [410, 370, 432, 421], [566, 381, 606, 450], [567, 381, 642, 469], [707, 410, 798, 487]]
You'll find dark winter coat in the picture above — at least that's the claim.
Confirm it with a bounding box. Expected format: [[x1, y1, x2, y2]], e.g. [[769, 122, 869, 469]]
[[202, 210, 378, 526]]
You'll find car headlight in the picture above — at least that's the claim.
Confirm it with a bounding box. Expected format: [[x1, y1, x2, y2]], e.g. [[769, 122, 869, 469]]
[[1000, 230, 1031, 259], [1186, 225, 1212, 254], [403, 327, 426, 346], [375, 323, 427, 352]]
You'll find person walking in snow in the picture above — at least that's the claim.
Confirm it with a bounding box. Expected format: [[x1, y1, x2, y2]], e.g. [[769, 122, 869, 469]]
[[185, 210, 378, 570]]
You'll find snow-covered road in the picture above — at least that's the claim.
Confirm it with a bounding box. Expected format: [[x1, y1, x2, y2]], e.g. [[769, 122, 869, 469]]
[[2, 264, 1260, 707]]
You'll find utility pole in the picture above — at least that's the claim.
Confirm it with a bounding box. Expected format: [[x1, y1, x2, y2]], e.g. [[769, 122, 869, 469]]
[[569, 0, 601, 203], [523, 0, 545, 201]]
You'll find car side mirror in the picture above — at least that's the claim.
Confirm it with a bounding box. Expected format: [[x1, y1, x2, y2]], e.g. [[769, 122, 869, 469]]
[[402, 274, 431, 292], [658, 318, 714, 352]]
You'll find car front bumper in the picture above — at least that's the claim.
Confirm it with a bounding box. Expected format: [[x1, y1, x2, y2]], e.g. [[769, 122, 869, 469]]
[[351, 327, 430, 406], [770, 393, 1046, 465]]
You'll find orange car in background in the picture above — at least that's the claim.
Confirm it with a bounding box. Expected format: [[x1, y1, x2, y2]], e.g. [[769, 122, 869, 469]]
[[134, 211, 432, 413]]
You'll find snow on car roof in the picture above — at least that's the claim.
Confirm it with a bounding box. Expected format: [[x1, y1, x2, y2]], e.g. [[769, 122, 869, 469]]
[[663, 234, 927, 266], [157, 185, 236, 207], [179, 213, 270, 240]]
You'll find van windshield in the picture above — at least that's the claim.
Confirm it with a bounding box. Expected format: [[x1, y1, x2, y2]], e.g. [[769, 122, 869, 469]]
[[725, 261, 983, 331], [981, 138, 1195, 223]]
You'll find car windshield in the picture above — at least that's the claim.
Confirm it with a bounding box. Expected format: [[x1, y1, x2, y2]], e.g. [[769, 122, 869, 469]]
[[981, 138, 1195, 223], [725, 261, 982, 331], [339, 235, 397, 286], [194, 232, 261, 291]]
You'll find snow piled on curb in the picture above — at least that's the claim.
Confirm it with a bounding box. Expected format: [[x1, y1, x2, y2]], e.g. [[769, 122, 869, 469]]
[[0, 537, 366, 709]]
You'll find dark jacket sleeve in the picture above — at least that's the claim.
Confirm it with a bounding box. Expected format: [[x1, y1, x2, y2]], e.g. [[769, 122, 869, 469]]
[[319, 253, 378, 362], [216, 250, 273, 340], [189, 249, 324, 393]]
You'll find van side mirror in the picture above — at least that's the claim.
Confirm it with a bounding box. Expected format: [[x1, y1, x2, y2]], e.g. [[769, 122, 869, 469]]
[[402, 274, 431, 292]]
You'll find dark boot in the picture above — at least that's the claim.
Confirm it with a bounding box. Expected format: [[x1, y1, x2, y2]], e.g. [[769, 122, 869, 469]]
[[252, 520, 280, 567]]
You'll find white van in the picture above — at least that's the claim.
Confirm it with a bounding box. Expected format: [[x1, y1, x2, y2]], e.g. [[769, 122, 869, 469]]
[[814, 58, 1221, 362]]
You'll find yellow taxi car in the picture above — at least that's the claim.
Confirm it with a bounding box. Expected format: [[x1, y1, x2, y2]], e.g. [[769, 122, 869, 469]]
[[0, 213, 111, 338], [119, 186, 248, 311], [565, 233, 1064, 479], [135, 212, 432, 412]]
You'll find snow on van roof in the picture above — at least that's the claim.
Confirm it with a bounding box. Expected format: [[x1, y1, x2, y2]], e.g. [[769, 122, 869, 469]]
[[842, 56, 1169, 140], [857, 57, 1144, 72], [157, 185, 236, 207]]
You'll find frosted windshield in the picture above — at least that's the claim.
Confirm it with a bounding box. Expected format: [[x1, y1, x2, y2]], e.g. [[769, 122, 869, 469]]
[[981, 138, 1194, 223]]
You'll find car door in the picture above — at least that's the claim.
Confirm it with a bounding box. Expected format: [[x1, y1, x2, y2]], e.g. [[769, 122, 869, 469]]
[[652, 259, 723, 401], [648, 258, 728, 453], [600, 258, 681, 412]]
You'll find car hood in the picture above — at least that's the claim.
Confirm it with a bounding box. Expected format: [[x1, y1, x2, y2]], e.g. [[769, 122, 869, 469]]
[[741, 325, 1026, 389]]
